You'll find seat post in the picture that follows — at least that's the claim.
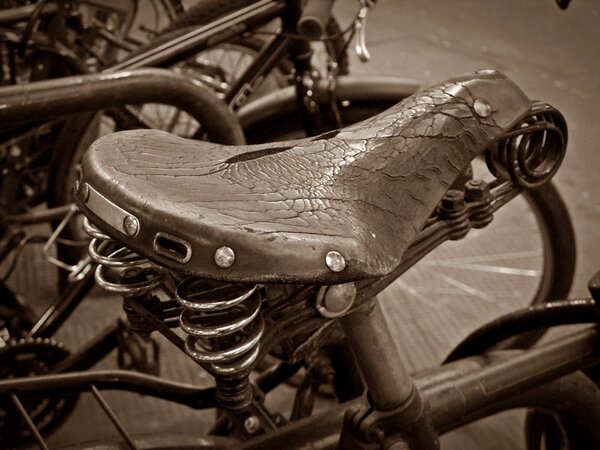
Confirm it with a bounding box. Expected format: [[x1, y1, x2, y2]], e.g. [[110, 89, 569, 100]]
[[339, 298, 439, 449]]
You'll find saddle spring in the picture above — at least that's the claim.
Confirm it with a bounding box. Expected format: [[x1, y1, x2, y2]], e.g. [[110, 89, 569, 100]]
[[176, 278, 265, 413], [486, 102, 567, 189], [83, 217, 165, 295]]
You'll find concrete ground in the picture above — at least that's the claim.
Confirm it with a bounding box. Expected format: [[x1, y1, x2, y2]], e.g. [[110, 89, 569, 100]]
[[5, 0, 599, 449]]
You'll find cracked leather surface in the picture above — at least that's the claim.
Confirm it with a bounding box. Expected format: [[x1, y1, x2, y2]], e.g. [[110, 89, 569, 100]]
[[76, 70, 532, 283]]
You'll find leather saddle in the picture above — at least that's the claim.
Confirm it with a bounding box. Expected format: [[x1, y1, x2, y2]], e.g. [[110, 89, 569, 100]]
[[75, 70, 532, 284]]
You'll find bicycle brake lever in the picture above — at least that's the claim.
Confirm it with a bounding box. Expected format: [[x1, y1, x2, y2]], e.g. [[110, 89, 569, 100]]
[[354, 2, 372, 62], [354, 2, 371, 62]]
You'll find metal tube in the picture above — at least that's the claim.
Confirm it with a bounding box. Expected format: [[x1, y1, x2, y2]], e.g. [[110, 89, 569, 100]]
[[0, 370, 217, 410], [110, 0, 286, 71], [339, 299, 414, 410], [90, 385, 138, 450], [427, 327, 600, 430], [444, 298, 597, 362], [236, 327, 600, 449], [9, 393, 50, 450], [2, 329, 599, 449], [0, 68, 245, 144]]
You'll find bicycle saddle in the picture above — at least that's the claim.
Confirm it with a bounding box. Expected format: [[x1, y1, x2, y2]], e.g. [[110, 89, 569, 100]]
[[76, 70, 531, 284]]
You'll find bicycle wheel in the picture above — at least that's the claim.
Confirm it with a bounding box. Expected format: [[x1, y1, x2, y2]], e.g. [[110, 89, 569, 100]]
[[240, 85, 576, 355]]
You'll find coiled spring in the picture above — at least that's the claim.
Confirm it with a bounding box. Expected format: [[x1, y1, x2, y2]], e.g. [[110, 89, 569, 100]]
[[486, 102, 567, 189], [176, 278, 264, 377], [83, 217, 165, 294]]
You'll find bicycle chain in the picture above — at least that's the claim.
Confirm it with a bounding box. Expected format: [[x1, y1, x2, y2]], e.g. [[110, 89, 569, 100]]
[[0, 337, 78, 447]]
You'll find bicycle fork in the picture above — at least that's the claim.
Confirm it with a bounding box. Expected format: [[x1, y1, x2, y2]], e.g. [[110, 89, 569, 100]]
[[338, 296, 439, 450]]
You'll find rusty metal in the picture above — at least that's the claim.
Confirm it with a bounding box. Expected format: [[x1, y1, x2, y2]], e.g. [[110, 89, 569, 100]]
[[0, 68, 245, 144]]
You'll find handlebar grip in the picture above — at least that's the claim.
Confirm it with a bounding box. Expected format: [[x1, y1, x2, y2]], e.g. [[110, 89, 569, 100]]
[[297, 0, 335, 40]]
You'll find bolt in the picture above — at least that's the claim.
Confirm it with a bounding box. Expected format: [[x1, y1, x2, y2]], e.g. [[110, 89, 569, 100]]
[[244, 416, 260, 434], [214, 246, 235, 268], [440, 190, 465, 210], [325, 251, 346, 272], [123, 215, 140, 237], [464, 179, 489, 201]]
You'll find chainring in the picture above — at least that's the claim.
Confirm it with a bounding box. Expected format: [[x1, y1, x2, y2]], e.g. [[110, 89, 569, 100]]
[[0, 337, 77, 447]]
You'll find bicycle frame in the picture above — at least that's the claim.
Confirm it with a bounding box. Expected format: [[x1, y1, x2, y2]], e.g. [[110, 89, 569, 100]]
[[109, 0, 321, 113], [2, 293, 599, 449]]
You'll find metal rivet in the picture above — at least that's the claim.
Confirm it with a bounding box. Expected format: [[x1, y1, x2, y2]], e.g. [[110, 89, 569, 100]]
[[214, 246, 235, 268], [81, 183, 90, 202], [325, 251, 346, 272], [122, 215, 139, 237], [476, 69, 498, 76], [244, 416, 260, 434], [473, 98, 492, 118]]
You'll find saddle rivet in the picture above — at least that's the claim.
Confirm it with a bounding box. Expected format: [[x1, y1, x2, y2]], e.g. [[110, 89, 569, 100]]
[[325, 251, 346, 272], [476, 69, 498, 76], [81, 183, 90, 202], [474, 99, 492, 118], [122, 215, 139, 237], [214, 246, 235, 268]]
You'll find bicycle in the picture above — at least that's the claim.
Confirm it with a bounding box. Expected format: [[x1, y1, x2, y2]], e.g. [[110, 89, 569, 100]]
[[0, 0, 584, 446], [0, 0, 412, 346], [0, 0, 353, 335], [47, 0, 576, 339], [2, 66, 597, 449]]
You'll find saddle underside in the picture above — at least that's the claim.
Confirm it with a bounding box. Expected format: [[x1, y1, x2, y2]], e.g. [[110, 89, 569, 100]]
[[76, 70, 531, 284]]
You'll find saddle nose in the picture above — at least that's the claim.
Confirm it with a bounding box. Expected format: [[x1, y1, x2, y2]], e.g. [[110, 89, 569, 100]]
[[76, 70, 532, 284]]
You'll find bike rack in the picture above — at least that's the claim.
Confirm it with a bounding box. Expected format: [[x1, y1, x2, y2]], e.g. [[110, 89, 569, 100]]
[[0, 68, 244, 145]]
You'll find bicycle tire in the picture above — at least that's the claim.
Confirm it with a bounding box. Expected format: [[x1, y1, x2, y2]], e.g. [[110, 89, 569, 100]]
[[239, 84, 576, 350]]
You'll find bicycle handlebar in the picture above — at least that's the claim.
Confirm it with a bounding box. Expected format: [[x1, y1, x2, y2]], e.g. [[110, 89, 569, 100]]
[[297, 0, 335, 40]]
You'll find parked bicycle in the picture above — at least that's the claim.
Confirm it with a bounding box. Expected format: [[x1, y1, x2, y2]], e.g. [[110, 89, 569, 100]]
[[3, 65, 597, 449], [0, 1, 588, 447], [1, 0, 576, 347]]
